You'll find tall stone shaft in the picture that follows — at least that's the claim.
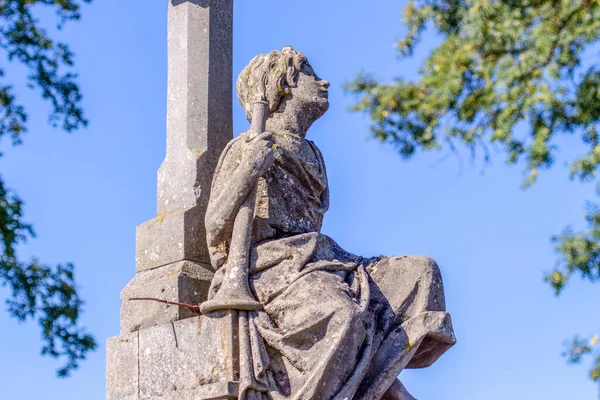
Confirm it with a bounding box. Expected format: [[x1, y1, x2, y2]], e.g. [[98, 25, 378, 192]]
[[160, 0, 233, 214], [116, 0, 234, 344], [137, 0, 233, 272]]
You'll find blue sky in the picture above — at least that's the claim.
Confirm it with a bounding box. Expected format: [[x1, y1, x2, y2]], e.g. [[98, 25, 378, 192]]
[[0, 0, 598, 398]]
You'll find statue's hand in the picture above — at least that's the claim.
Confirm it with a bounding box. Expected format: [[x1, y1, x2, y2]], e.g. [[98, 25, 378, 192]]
[[242, 131, 276, 177]]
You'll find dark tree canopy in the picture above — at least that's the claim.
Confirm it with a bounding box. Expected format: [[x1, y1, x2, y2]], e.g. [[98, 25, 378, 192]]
[[348, 0, 600, 387], [0, 0, 95, 377]]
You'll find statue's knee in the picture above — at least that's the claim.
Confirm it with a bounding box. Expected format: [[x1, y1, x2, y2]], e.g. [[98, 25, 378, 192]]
[[409, 256, 446, 311], [386, 255, 442, 285], [409, 255, 441, 281], [380, 255, 446, 313]]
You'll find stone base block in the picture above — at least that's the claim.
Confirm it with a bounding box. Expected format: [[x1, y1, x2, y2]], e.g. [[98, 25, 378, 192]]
[[120, 261, 214, 335], [148, 381, 239, 400], [107, 332, 139, 400], [108, 314, 238, 400], [139, 312, 238, 398], [136, 206, 212, 272]]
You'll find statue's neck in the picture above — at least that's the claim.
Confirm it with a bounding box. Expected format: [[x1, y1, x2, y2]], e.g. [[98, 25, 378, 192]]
[[265, 112, 312, 139]]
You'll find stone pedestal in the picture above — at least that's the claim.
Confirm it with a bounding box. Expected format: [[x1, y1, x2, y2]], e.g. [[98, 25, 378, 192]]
[[107, 313, 239, 400], [136, 208, 209, 273], [120, 261, 213, 335], [112, 0, 232, 341]]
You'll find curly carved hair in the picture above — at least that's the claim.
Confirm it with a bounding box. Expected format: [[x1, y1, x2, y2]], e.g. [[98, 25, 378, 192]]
[[236, 46, 308, 122]]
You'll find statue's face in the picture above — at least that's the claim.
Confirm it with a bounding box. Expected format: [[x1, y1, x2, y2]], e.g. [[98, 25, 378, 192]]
[[289, 62, 330, 122]]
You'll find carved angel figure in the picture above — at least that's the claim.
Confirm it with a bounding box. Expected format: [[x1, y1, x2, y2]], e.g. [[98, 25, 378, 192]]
[[204, 46, 455, 400]]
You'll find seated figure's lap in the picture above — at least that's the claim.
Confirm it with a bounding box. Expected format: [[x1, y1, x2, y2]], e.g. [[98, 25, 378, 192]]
[[251, 248, 453, 396], [365, 255, 454, 370], [264, 270, 364, 339], [260, 270, 368, 397], [260, 253, 447, 340]]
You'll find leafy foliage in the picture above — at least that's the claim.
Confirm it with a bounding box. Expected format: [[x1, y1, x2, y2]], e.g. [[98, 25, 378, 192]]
[[348, 0, 600, 387], [549, 202, 600, 295], [564, 335, 600, 382], [0, 0, 95, 377]]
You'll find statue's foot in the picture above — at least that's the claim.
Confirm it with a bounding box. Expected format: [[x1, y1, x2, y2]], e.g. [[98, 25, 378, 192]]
[[381, 379, 416, 400]]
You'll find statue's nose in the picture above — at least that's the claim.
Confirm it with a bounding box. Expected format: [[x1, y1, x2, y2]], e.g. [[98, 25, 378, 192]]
[[321, 80, 330, 89]]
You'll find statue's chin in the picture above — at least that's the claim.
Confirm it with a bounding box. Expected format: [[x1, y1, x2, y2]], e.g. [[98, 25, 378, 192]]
[[311, 100, 330, 121], [319, 102, 330, 119]]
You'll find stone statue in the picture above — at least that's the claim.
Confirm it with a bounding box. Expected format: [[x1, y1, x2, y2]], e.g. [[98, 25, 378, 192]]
[[203, 46, 455, 400]]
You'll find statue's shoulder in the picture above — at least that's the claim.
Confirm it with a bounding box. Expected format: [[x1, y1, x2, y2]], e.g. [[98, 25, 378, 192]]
[[218, 133, 248, 161], [304, 138, 320, 154], [305, 139, 326, 169], [225, 133, 247, 153], [213, 134, 248, 180]]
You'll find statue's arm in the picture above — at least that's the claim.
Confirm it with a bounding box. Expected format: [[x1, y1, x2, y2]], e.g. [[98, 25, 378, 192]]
[[205, 132, 275, 268]]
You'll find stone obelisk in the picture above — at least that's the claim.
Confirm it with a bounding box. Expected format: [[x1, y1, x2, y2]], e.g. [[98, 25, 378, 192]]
[[107, 1, 239, 399], [124, 0, 233, 332]]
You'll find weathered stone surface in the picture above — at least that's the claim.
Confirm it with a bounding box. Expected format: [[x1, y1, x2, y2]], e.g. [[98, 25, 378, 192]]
[[160, 0, 233, 212], [110, 0, 457, 396], [136, 208, 217, 272], [107, 332, 139, 400], [202, 47, 456, 399], [140, 0, 233, 268], [144, 382, 238, 400], [107, 1, 237, 399], [121, 261, 213, 335], [381, 380, 417, 400], [135, 0, 234, 272], [108, 316, 239, 400], [138, 313, 238, 399]]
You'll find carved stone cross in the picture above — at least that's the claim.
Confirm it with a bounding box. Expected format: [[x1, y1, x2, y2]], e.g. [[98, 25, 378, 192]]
[[139, 0, 233, 272], [115, 0, 234, 335], [107, 1, 240, 399]]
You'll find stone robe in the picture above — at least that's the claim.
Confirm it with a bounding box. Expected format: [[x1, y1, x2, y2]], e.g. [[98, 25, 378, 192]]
[[205, 131, 455, 400]]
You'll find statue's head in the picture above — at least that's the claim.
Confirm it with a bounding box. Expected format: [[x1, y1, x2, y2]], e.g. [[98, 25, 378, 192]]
[[237, 46, 330, 127]]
